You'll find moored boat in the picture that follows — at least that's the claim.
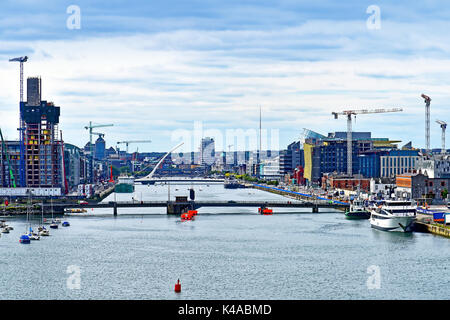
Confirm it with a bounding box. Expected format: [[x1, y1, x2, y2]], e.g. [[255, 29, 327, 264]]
[[345, 199, 370, 219], [370, 200, 417, 232], [115, 176, 135, 193]]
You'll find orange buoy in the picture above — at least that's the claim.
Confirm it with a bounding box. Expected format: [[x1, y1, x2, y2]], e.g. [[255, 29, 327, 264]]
[[174, 279, 181, 293]]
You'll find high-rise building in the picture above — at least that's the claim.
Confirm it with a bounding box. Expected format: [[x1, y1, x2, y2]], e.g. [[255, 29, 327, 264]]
[[199, 137, 215, 166], [20, 77, 62, 188], [95, 136, 106, 160], [26, 77, 41, 106]]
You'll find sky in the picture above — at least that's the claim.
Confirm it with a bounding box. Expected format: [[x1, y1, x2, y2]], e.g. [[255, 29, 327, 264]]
[[1, 0, 450, 153]]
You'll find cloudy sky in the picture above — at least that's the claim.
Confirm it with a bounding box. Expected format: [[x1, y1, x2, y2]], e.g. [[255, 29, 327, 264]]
[[1, 0, 450, 153]]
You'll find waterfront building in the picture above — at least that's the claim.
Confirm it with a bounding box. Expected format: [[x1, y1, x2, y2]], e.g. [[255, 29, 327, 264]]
[[279, 141, 304, 175], [260, 156, 281, 180], [20, 77, 63, 188], [322, 173, 370, 193], [64, 143, 82, 190], [416, 154, 450, 178], [379, 150, 420, 178]]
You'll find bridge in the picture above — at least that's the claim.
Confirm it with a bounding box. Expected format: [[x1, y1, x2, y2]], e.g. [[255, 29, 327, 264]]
[[49, 199, 349, 216], [135, 177, 225, 185]]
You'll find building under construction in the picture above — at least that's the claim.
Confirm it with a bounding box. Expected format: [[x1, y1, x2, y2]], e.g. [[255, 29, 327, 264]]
[[0, 77, 63, 191]]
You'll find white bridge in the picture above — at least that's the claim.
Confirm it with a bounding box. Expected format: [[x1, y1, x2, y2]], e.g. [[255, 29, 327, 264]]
[[135, 142, 223, 184]]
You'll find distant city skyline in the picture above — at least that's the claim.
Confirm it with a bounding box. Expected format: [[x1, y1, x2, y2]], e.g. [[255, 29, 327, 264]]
[[1, 1, 450, 152]]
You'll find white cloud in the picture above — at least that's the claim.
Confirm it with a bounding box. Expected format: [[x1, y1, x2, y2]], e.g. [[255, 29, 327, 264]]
[[1, 15, 450, 151]]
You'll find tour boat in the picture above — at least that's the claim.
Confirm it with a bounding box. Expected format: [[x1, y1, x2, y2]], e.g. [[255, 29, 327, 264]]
[[345, 199, 370, 219], [370, 200, 417, 232]]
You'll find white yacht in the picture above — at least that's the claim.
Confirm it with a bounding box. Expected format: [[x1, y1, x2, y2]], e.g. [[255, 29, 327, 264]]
[[370, 200, 417, 232]]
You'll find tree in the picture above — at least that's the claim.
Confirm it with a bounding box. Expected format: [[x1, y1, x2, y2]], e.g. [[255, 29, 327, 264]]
[[111, 166, 120, 178], [441, 188, 448, 200]]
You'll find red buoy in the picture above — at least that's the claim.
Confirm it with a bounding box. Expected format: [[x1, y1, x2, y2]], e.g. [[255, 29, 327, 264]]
[[174, 279, 181, 293]]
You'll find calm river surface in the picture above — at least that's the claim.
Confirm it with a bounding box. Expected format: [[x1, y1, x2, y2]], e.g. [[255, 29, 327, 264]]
[[1, 183, 449, 299]]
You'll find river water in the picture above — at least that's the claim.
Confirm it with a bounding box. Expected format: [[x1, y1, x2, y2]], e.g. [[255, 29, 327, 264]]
[[1, 183, 449, 300]]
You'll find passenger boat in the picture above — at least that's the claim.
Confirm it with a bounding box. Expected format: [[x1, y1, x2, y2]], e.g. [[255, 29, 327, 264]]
[[369, 200, 417, 232], [115, 176, 135, 193], [345, 199, 370, 219]]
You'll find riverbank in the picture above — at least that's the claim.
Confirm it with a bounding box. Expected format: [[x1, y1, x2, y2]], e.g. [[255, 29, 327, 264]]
[[415, 213, 450, 238]]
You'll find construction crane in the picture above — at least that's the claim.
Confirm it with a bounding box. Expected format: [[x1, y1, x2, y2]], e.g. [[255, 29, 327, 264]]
[[332, 108, 403, 176], [84, 122, 113, 148], [9, 56, 28, 103], [116, 140, 151, 153], [84, 122, 113, 183], [421, 94, 431, 153], [436, 120, 447, 154], [0, 128, 16, 188]]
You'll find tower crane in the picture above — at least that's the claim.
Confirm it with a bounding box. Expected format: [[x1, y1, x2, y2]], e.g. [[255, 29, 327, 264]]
[[84, 122, 113, 183], [9, 56, 28, 103], [116, 140, 152, 153], [436, 120, 447, 154], [421, 94, 431, 153], [84, 122, 113, 149], [332, 108, 403, 176]]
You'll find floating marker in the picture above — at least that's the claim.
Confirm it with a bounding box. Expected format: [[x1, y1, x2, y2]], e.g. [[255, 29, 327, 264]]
[[174, 279, 181, 293]]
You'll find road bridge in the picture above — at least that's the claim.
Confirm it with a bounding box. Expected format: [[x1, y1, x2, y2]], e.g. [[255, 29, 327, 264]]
[[49, 199, 349, 216]]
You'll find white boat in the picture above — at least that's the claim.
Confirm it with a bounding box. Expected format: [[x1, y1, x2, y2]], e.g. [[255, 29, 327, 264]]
[[370, 200, 417, 232], [28, 231, 40, 240], [39, 229, 50, 236], [1, 227, 9, 233], [37, 226, 50, 236]]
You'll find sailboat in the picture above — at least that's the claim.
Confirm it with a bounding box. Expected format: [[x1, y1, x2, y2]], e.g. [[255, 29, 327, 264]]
[[49, 196, 59, 229], [38, 203, 50, 236], [27, 192, 40, 240], [20, 191, 34, 243]]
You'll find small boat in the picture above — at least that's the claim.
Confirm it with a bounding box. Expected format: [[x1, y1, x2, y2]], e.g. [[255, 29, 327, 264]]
[[39, 229, 50, 236], [181, 211, 195, 221], [19, 234, 30, 244], [28, 232, 40, 241], [38, 226, 50, 236], [53, 218, 61, 224], [49, 223, 58, 229], [1, 227, 9, 234], [258, 208, 273, 215], [345, 199, 370, 219], [62, 221, 70, 227]]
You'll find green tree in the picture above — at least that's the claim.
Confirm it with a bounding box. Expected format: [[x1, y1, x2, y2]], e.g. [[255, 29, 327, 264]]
[[441, 188, 448, 199]]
